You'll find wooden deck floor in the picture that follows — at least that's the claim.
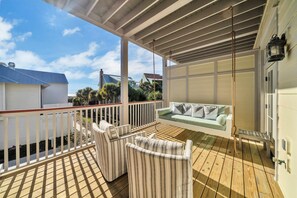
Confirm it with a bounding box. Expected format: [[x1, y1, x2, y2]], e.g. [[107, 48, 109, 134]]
[[0, 124, 283, 198]]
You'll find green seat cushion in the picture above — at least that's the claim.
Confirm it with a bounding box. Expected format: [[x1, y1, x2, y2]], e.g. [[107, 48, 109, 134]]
[[159, 114, 226, 131]]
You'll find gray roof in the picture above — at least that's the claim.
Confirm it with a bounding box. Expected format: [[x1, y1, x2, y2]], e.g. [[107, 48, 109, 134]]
[[102, 74, 133, 84], [0, 65, 68, 85]]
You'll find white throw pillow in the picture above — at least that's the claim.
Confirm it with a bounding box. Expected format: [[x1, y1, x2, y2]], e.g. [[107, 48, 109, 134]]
[[204, 105, 219, 120]]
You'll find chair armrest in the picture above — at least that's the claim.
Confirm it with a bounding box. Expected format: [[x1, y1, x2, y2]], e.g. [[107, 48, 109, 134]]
[[110, 130, 146, 142], [92, 123, 105, 133], [148, 133, 156, 139], [156, 107, 171, 118], [184, 140, 193, 159], [116, 124, 131, 136]]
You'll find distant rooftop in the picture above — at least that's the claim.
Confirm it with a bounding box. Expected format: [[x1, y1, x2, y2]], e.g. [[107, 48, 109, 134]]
[[143, 73, 162, 80], [0, 64, 68, 85]]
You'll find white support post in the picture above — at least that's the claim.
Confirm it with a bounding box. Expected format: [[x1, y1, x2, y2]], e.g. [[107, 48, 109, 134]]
[[162, 57, 168, 107], [121, 37, 129, 125]]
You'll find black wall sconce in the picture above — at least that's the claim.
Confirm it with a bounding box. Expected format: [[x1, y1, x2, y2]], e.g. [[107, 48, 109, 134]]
[[266, 33, 286, 62]]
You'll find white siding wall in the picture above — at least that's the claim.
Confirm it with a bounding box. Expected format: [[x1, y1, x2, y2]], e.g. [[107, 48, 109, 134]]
[[256, 0, 297, 196], [5, 83, 40, 110], [0, 83, 5, 110], [42, 83, 68, 106], [166, 52, 257, 130]]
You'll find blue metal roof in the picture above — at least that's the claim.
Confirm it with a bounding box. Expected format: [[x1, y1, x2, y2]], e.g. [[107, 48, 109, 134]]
[[0, 65, 68, 85]]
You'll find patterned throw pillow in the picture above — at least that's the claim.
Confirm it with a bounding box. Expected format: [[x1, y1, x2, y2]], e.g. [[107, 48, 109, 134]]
[[171, 103, 184, 115], [135, 136, 184, 155], [99, 120, 119, 140], [183, 104, 192, 116], [192, 104, 204, 118], [204, 106, 219, 120]]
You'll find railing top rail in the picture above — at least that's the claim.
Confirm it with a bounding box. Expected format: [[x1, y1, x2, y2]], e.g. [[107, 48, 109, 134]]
[[0, 103, 122, 116], [128, 100, 163, 105]]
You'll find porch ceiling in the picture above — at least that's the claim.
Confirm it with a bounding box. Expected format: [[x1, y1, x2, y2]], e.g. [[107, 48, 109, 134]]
[[44, 0, 266, 64]]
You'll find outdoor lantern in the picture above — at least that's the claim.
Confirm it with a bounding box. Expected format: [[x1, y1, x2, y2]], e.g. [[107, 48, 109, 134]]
[[266, 33, 286, 62]]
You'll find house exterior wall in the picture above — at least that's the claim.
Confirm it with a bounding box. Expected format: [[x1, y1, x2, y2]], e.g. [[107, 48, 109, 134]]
[[0, 83, 5, 111], [42, 83, 68, 106], [166, 52, 257, 131], [5, 83, 41, 110], [255, 0, 297, 196]]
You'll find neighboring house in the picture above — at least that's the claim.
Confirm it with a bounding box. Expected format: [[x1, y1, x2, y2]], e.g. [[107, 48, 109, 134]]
[[0, 62, 71, 149], [99, 69, 137, 89], [0, 63, 68, 110], [140, 73, 162, 84]]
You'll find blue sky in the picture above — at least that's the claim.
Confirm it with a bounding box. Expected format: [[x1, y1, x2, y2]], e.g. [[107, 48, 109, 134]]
[[0, 0, 163, 94]]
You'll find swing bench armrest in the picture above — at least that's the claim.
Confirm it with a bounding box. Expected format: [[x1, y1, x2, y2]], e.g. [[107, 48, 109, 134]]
[[156, 107, 172, 116]]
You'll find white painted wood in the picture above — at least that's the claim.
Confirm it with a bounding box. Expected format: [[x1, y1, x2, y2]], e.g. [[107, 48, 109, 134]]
[[102, 0, 129, 24], [67, 111, 71, 151], [45, 113, 48, 159], [26, 116, 30, 164], [115, 0, 159, 30], [91, 109, 94, 142], [124, 0, 192, 37], [3, 117, 8, 171], [121, 38, 129, 125], [53, 113, 56, 156], [136, 0, 213, 40], [15, 117, 20, 167], [74, 110, 77, 149], [86, 109, 88, 145], [86, 0, 99, 16], [80, 109, 83, 147], [60, 112, 64, 154], [35, 115, 39, 162]]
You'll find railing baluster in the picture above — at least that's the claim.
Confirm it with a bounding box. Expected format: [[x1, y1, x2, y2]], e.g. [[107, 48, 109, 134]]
[[3, 117, 8, 171], [104, 107, 107, 121], [116, 106, 118, 126], [86, 109, 88, 145], [80, 109, 83, 148], [67, 111, 71, 152], [91, 109, 94, 143], [74, 110, 77, 149], [60, 112, 64, 154], [36, 115, 39, 162], [16, 117, 20, 168], [26, 116, 30, 165], [53, 113, 56, 157], [100, 108, 102, 123], [45, 113, 48, 159], [96, 108, 98, 125], [138, 104, 140, 127], [112, 106, 115, 125]]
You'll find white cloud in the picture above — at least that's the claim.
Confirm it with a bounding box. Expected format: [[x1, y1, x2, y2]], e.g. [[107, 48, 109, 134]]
[[0, 17, 13, 41], [62, 27, 80, 36], [50, 42, 98, 68], [15, 32, 32, 42], [64, 70, 87, 80], [48, 15, 57, 27]]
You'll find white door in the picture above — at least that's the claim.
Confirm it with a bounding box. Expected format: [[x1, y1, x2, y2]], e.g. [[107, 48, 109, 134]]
[[265, 63, 278, 179]]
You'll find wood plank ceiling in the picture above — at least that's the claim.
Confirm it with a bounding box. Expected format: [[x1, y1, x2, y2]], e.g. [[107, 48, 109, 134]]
[[44, 0, 266, 64]]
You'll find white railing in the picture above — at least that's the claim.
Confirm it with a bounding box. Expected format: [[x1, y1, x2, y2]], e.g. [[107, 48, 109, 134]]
[[0, 101, 163, 174], [128, 100, 163, 129], [0, 103, 121, 174]]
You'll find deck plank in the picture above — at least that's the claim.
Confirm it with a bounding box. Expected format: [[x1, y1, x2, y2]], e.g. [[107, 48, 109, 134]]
[[0, 124, 283, 198]]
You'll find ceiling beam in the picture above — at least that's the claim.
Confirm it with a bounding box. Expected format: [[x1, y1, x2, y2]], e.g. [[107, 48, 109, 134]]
[[134, 0, 215, 40], [123, 0, 193, 37], [141, 0, 264, 45], [174, 40, 255, 60], [86, 0, 100, 16], [173, 35, 257, 59], [102, 0, 129, 24], [176, 45, 253, 63], [153, 6, 264, 49], [166, 25, 259, 56], [115, 0, 159, 30], [159, 17, 261, 53]]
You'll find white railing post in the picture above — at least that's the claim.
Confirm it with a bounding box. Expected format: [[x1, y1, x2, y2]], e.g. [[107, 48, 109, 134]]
[[120, 37, 129, 125]]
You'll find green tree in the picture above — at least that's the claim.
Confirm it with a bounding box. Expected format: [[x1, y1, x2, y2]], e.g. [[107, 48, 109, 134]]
[[75, 87, 93, 105], [100, 83, 120, 102], [88, 90, 98, 104], [147, 91, 162, 101]]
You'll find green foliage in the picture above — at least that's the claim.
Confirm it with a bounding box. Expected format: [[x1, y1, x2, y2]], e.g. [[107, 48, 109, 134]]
[[99, 83, 120, 102], [75, 87, 93, 105], [147, 91, 162, 101]]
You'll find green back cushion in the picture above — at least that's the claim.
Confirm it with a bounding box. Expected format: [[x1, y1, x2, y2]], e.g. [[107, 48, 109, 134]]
[[216, 114, 227, 126]]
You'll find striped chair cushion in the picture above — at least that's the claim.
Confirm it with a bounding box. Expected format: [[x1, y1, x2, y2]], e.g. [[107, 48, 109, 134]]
[[117, 124, 131, 136], [99, 120, 119, 140], [135, 136, 184, 155]]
